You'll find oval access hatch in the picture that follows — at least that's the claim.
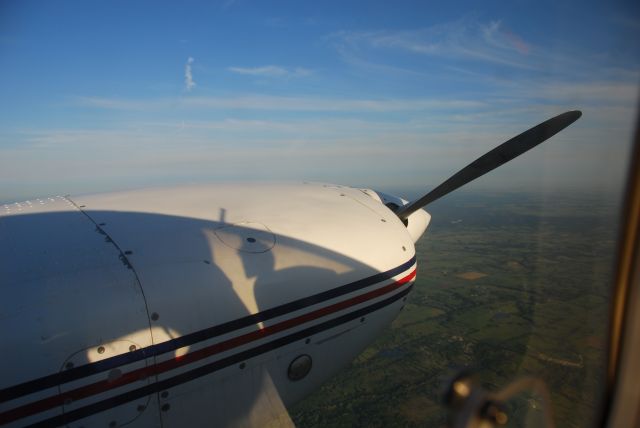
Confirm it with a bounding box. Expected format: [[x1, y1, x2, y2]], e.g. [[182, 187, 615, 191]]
[[59, 340, 153, 427]]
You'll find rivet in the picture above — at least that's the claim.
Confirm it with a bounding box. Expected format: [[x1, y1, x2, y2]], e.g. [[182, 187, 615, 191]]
[[129, 345, 136, 352], [97, 346, 105, 354], [305, 338, 311, 345], [203, 260, 210, 264], [65, 361, 74, 369], [151, 313, 159, 321], [402, 246, 406, 251], [161, 404, 170, 412], [99, 223, 106, 226], [161, 391, 169, 399], [381, 219, 387, 222], [124, 250, 133, 255], [360, 317, 365, 323], [246, 237, 256, 243], [239, 362, 246, 369], [79, 205, 86, 208], [340, 193, 345, 196]]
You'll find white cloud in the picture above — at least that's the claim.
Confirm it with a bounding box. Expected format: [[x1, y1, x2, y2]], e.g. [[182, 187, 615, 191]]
[[75, 94, 483, 112], [526, 81, 640, 106], [74, 96, 166, 110], [328, 18, 640, 102], [4, 103, 632, 199], [185, 57, 196, 91], [330, 19, 551, 72], [228, 65, 312, 78]]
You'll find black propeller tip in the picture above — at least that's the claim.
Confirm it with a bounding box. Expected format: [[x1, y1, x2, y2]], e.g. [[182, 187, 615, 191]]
[[563, 110, 582, 122]]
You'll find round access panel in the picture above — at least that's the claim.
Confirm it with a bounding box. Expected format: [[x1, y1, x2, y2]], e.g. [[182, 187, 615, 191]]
[[288, 354, 312, 381], [214, 222, 276, 253]]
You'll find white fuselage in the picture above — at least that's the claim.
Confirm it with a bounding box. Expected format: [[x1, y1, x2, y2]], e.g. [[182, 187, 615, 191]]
[[0, 183, 430, 427]]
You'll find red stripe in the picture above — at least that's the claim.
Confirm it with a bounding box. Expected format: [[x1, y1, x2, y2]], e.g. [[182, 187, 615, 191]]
[[0, 268, 415, 424]]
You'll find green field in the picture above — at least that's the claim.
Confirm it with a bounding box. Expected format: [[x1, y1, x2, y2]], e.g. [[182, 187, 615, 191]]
[[291, 190, 618, 428]]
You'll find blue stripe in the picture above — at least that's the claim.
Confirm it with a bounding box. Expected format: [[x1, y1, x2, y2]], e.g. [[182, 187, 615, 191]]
[[28, 284, 413, 427], [0, 256, 416, 403]]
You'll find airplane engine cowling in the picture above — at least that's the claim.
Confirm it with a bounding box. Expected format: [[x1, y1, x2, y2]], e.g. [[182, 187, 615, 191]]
[[368, 190, 431, 243], [0, 183, 418, 428]]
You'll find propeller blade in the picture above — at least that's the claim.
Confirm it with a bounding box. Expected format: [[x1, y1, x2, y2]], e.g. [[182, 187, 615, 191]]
[[395, 110, 582, 221]]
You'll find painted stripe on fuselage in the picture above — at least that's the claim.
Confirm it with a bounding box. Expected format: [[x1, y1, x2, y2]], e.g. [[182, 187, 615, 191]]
[[33, 286, 413, 427], [0, 256, 415, 404], [1, 270, 415, 425], [0, 259, 416, 426]]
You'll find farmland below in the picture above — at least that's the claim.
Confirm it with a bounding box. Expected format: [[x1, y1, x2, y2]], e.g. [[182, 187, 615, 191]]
[[291, 190, 618, 428]]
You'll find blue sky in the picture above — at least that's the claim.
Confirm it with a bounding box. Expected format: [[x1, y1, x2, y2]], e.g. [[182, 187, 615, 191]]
[[1, 0, 639, 201]]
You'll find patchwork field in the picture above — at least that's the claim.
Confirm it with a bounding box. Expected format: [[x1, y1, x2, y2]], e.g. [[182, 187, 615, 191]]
[[290, 190, 618, 428]]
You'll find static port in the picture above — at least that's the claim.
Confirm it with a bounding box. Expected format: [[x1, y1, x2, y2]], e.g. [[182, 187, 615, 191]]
[[288, 355, 312, 381]]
